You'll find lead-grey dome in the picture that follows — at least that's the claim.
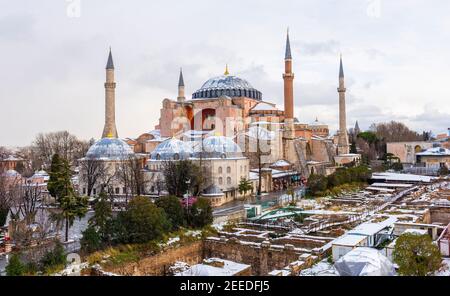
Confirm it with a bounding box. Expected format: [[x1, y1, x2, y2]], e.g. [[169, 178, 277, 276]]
[[86, 138, 134, 160], [150, 138, 193, 160], [194, 136, 243, 159], [192, 75, 262, 100]]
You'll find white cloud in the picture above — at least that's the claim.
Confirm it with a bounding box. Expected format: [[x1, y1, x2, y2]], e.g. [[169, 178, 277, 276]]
[[0, 0, 449, 146]]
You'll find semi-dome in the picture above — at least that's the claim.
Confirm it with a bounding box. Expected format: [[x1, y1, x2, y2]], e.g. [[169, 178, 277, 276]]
[[85, 138, 134, 160], [192, 75, 262, 100], [196, 136, 243, 159], [150, 138, 193, 160]]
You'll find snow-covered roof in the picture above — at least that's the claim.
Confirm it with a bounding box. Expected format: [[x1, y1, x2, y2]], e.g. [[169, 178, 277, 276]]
[[85, 138, 134, 161], [334, 247, 395, 276], [333, 234, 367, 247], [366, 187, 396, 193], [271, 160, 291, 167], [348, 217, 397, 237], [175, 258, 250, 276], [245, 125, 276, 141], [370, 183, 413, 188], [251, 102, 279, 111], [371, 172, 434, 183], [416, 147, 450, 156], [150, 138, 193, 160], [403, 229, 428, 235]]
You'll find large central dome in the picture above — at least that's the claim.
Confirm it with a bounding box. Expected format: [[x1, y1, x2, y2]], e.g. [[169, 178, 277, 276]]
[[192, 75, 262, 100]]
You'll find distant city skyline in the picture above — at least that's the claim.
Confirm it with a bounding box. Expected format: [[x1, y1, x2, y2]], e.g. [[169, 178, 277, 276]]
[[1, 0, 450, 146]]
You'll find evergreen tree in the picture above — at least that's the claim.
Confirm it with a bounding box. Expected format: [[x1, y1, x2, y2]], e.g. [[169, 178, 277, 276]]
[[80, 226, 102, 253], [48, 153, 88, 241], [117, 196, 171, 244], [155, 195, 185, 230], [393, 233, 442, 276], [89, 191, 113, 241], [5, 253, 26, 276], [238, 178, 253, 201], [189, 198, 213, 228]]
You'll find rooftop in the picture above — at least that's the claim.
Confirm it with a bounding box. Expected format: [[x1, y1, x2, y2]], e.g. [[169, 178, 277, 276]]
[[175, 258, 250, 276]]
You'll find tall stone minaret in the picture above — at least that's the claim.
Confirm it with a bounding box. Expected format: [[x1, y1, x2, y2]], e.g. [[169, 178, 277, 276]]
[[283, 28, 294, 120], [337, 54, 350, 154], [177, 68, 185, 103], [102, 48, 118, 139]]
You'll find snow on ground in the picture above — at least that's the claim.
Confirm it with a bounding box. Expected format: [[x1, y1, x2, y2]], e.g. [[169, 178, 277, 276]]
[[300, 259, 338, 276], [435, 258, 450, 276]]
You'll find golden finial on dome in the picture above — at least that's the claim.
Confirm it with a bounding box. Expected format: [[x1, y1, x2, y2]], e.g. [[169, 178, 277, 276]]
[[224, 64, 229, 75]]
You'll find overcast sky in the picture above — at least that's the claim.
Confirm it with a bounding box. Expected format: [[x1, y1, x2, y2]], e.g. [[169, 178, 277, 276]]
[[1, 0, 449, 146]]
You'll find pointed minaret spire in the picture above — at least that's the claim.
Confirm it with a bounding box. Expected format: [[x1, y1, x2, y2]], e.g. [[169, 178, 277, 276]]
[[339, 53, 344, 78], [285, 28, 292, 60], [354, 120, 361, 134], [102, 48, 118, 138], [283, 28, 295, 121], [224, 64, 230, 75], [337, 54, 349, 154], [177, 67, 186, 103], [178, 68, 185, 87], [106, 47, 114, 70]]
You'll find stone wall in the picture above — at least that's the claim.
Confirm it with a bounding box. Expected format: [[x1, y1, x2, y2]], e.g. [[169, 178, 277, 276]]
[[430, 207, 450, 225], [203, 238, 313, 275], [104, 241, 203, 276]]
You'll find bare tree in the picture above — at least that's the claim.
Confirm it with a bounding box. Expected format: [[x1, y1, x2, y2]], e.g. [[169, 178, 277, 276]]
[[79, 158, 108, 196], [33, 131, 91, 167], [117, 155, 147, 202]]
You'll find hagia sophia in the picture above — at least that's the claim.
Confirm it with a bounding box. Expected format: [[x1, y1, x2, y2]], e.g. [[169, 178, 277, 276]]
[[79, 30, 361, 207]]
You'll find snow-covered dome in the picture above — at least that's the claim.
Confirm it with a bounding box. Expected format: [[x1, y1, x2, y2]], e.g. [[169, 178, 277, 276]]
[[334, 247, 395, 276], [3, 169, 21, 177], [85, 138, 134, 160], [309, 118, 327, 127], [192, 75, 262, 100], [196, 136, 243, 159], [150, 138, 193, 160]]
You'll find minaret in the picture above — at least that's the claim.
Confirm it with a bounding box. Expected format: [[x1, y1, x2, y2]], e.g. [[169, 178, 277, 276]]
[[337, 54, 349, 154], [283, 28, 294, 120], [102, 48, 118, 138], [177, 68, 185, 103], [354, 120, 361, 135]]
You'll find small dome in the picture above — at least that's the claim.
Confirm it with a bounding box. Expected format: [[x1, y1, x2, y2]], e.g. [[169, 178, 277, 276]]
[[192, 75, 262, 100], [196, 136, 243, 159], [3, 169, 20, 177], [202, 184, 224, 197], [86, 138, 134, 160], [310, 118, 327, 127], [334, 247, 395, 276], [150, 138, 193, 160]]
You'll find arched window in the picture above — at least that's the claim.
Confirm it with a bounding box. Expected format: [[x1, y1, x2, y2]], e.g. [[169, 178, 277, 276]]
[[218, 167, 222, 174], [227, 177, 231, 185], [231, 89, 235, 96], [156, 154, 161, 160], [219, 177, 223, 185], [227, 166, 231, 173], [173, 153, 180, 160]]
